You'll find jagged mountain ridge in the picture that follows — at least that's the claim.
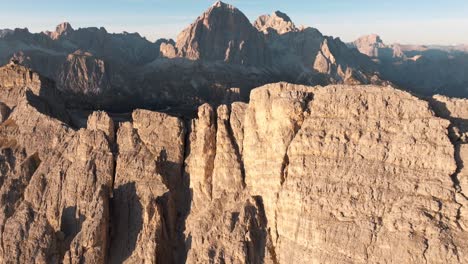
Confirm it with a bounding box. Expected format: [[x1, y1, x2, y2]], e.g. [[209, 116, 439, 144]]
[[349, 34, 468, 97], [2, 1, 467, 109], [0, 1, 385, 113]]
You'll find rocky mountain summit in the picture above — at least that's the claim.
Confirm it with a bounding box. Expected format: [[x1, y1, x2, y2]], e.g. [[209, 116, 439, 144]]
[[175, 1, 267, 65], [0, 56, 468, 263], [45, 22, 74, 40], [349, 34, 402, 59], [254, 10, 297, 34]]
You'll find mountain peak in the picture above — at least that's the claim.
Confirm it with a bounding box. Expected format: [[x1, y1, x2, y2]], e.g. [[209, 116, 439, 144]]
[[357, 34, 384, 44], [56, 22, 73, 33], [212, 1, 232, 9], [254, 10, 297, 34], [273, 11, 292, 23], [208, 1, 239, 14], [349, 34, 400, 59], [46, 22, 74, 40], [176, 0, 266, 65]]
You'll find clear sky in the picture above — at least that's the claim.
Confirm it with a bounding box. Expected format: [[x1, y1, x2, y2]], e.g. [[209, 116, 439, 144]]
[[1, 0, 467, 45]]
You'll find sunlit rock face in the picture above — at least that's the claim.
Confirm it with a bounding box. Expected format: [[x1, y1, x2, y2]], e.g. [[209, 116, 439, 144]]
[[0, 1, 467, 263], [1, 63, 468, 263], [176, 1, 268, 66]]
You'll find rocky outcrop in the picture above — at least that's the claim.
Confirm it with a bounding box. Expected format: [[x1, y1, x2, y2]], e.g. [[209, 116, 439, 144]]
[[184, 102, 269, 264], [430, 96, 468, 238], [261, 84, 463, 263], [182, 82, 468, 263], [0, 61, 45, 107], [0, 64, 114, 263], [86, 111, 115, 142]]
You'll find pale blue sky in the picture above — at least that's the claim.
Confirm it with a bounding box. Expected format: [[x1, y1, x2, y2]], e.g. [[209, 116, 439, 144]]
[[1, 0, 467, 45]]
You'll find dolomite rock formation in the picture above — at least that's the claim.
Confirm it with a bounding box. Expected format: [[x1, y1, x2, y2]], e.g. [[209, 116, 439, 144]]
[[254, 11, 297, 34], [183, 82, 468, 263], [0, 63, 467, 263], [46, 22, 74, 40], [254, 84, 464, 263], [175, 1, 267, 65], [254, 11, 379, 86], [109, 109, 185, 263], [0, 64, 113, 263], [58, 50, 110, 95], [86, 111, 115, 142]]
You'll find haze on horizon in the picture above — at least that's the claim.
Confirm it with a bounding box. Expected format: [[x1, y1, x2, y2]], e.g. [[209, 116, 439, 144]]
[[1, 0, 467, 45]]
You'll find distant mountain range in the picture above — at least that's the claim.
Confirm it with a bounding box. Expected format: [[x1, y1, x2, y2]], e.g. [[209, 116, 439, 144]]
[[348, 34, 468, 97], [0, 1, 466, 114]]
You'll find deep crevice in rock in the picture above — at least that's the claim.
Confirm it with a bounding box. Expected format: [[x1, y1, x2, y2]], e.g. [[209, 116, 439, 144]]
[[224, 104, 246, 186], [253, 195, 279, 264], [428, 99, 468, 198], [174, 118, 192, 264]]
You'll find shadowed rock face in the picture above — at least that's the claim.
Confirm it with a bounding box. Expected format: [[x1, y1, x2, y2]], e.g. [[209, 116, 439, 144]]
[[0, 63, 467, 263]]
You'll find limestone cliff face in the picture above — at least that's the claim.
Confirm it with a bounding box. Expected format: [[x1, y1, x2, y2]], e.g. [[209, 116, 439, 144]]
[[0, 64, 113, 263], [183, 83, 468, 264], [0, 63, 467, 263]]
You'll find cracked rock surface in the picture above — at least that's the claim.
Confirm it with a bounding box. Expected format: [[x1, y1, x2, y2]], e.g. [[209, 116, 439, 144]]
[[0, 63, 467, 263]]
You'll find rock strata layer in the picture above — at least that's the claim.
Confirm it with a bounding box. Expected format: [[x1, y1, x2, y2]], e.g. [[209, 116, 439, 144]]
[[0, 64, 467, 263]]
